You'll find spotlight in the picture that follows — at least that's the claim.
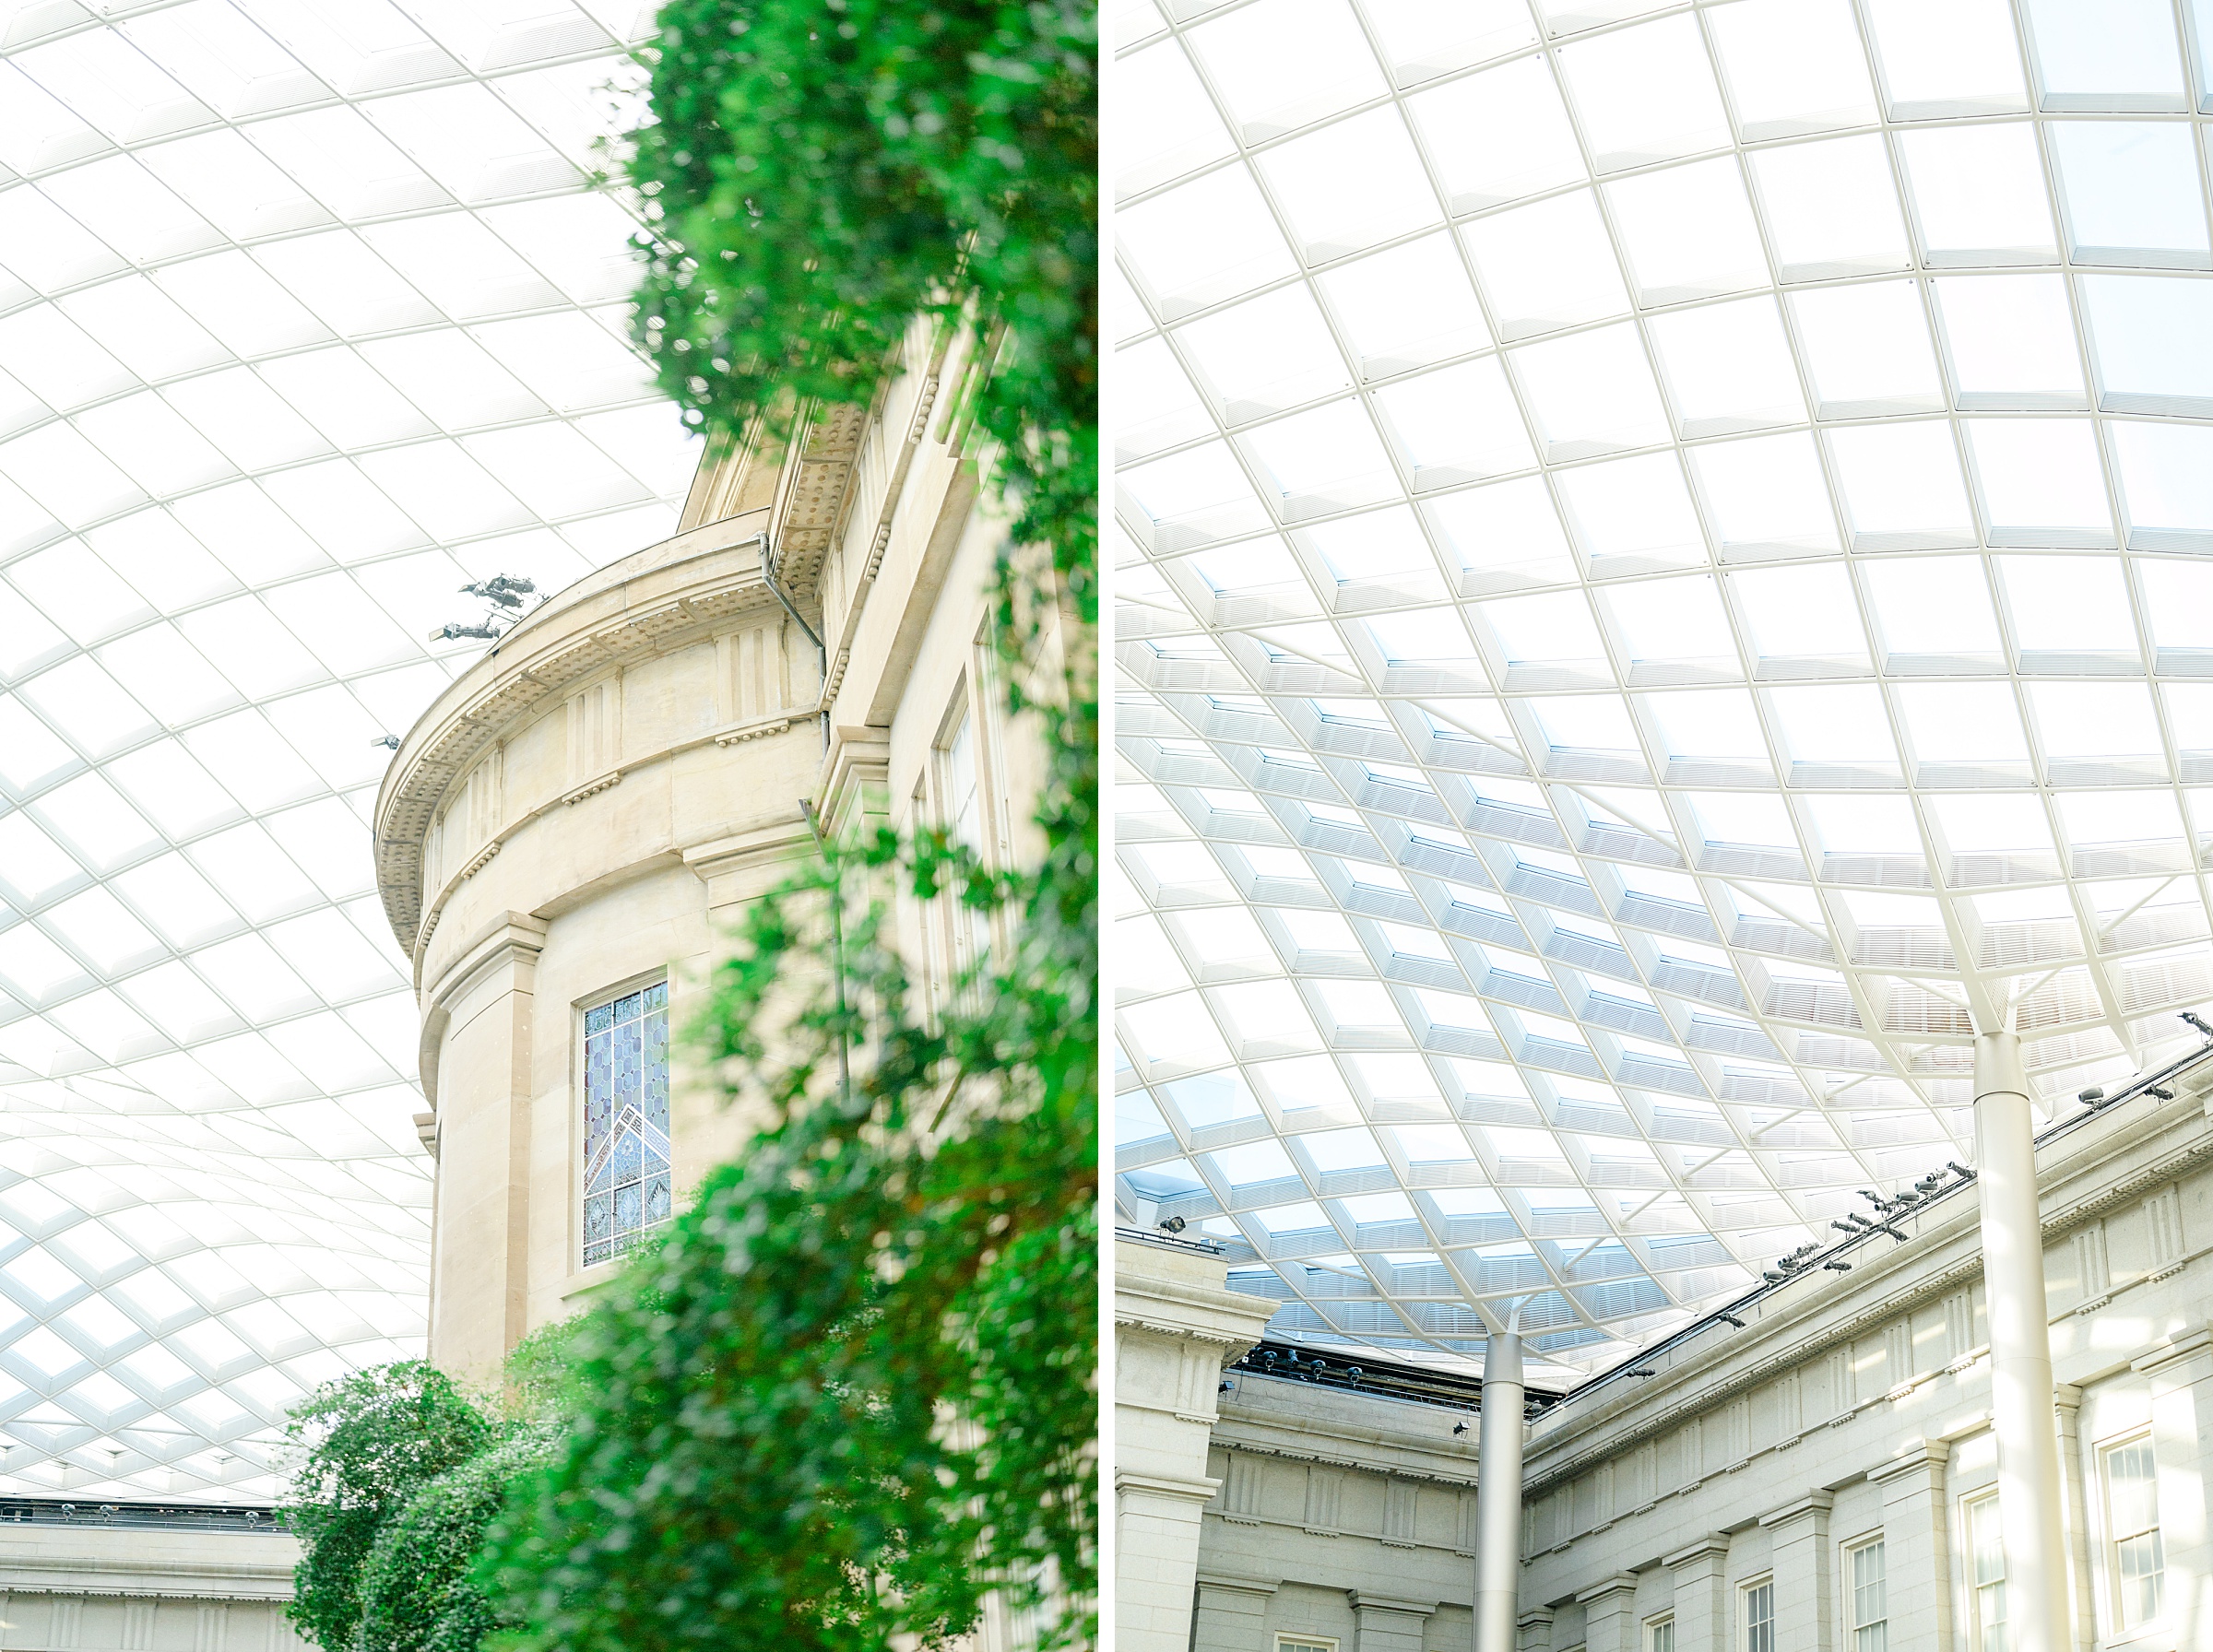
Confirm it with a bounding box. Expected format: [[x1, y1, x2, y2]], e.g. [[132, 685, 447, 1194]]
[[2149, 1086, 2176, 1101], [2079, 1086, 2105, 1105], [1824, 1260, 1852, 1271], [1219, 1380, 1233, 1394], [1947, 1161, 1975, 1180], [371, 734, 399, 750], [1628, 1368, 1656, 1378], [1718, 1314, 1745, 1328], [1454, 1419, 1471, 1435], [1158, 1215, 1187, 1233], [2182, 1011, 2213, 1038]]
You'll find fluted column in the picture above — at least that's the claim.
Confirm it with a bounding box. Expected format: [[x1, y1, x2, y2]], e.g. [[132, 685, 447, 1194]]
[[1972, 1031, 2072, 1652], [1473, 1331, 1524, 1652]]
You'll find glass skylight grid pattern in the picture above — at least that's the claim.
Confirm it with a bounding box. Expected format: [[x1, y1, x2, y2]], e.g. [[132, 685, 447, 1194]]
[[1113, 0, 2213, 1383], [0, 0, 697, 1501]]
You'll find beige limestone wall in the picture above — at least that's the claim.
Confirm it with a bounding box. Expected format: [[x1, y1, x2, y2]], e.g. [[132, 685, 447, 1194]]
[[0, 1522, 303, 1650], [374, 315, 1047, 1386]]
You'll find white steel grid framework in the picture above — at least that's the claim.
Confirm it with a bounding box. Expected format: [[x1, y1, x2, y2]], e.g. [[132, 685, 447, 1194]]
[[1112, 0, 2213, 1382], [0, 0, 697, 1500]]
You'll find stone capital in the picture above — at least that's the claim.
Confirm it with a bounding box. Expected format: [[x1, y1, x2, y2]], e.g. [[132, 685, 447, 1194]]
[[1758, 1489, 1835, 1528], [1348, 1593, 1440, 1619], [1664, 1533, 1731, 1569], [2132, 1325, 2213, 1380], [1576, 1573, 1640, 1607], [1196, 1573, 1280, 1600], [1868, 1440, 1951, 1485]]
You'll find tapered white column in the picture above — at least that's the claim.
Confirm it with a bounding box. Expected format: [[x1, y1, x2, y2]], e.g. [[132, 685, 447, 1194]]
[[1473, 1331, 1523, 1652], [1972, 1032, 2073, 1652]]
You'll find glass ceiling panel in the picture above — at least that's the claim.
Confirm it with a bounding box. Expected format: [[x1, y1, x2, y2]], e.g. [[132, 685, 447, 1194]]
[[0, 0, 695, 1501], [1114, 0, 2213, 1386]]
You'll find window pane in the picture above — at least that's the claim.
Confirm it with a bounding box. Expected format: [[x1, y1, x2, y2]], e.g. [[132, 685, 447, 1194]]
[[582, 981, 674, 1266]]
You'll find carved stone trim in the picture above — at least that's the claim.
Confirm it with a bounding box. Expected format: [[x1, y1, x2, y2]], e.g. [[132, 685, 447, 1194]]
[[715, 714, 794, 747], [561, 772, 621, 806]]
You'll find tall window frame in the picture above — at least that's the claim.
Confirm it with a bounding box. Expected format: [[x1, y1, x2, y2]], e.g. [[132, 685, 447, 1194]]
[[1646, 1614, 1675, 1652], [926, 658, 1007, 995], [1741, 1575, 1774, 1652], [1846, 1538, 1888, 1652], [2101, 1434, 2165, 1630], [1275, 1638, 1337, 1652], [1963, 1491, 2006, 1652], [579, 975, 672, 1268]]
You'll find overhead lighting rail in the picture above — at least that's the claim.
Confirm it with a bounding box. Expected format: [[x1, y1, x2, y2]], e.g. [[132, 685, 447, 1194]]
[[1227, 1339, 1561, 1419], [1552, 1015, 2213, 1418]]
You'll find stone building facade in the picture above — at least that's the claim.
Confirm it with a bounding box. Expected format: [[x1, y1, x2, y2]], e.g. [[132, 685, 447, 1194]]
[[0, 1517, 303, 1651], [1118, 1057, 2213, 1652], [371, 317, 1048, 1380]]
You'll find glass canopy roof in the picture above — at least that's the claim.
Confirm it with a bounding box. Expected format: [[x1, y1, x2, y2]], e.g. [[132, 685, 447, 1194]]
[[1112, 0, 2213, 1385], [0, 0, 695, 1500]]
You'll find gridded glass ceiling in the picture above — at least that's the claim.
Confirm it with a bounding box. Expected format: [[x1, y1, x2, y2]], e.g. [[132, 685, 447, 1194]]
[[1112, 0, 2213, 1384], [0, 0, 695, 1499]]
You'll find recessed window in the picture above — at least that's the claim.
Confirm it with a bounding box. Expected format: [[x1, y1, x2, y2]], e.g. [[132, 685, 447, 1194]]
[[1276, 1638, 1337, 1652], [2103, 1435, 2165, 1627], [1742, 1577, 1773, 1652], [1848, 1539, 1888, 1652], [582, 980, 672, 1267], [1965, 1493, 2005, 1651], [1648, 1615, 1675, 1652]]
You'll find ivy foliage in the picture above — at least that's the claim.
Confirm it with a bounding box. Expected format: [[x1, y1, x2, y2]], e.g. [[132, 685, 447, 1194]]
[[475, 2, 1100, 1650], [279, 1362, 498, 1652], [355, 1433, 550, 1652]]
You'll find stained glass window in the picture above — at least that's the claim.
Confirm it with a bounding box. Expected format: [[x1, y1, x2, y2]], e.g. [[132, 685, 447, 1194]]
[[582, 979, 671, 1266]]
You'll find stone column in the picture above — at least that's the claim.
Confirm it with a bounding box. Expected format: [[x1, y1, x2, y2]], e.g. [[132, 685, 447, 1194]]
[[1114, 1239, 1276, 1652], [421, 910, 547, 1379], [1971, 1031, 2072, 1652], [1759, 1492, 1833, 1652], [1577, 1575, 1639, 1652], [1192, 1575, 1277, 1652], [2132, 1327, 2213, 1648], [2053, 1384, 2095, 1652], [1867, 1442, 1954, 1652], [1665, 1534, 1730, 1652], [1475, 1331, 1527, 1652], [1349, 1594, 1437, 1652]]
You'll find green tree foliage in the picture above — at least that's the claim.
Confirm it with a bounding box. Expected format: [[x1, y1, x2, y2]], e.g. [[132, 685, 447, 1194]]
[[355, 1433, 551, 1652], [476, 0, 1099, 1648], [280, 1362, 497, 1651]]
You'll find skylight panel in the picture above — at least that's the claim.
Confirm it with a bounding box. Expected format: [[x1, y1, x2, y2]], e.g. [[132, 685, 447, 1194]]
[[1706, 0, 1880, 138], [1481, 590, 1605, 666], [2141, 561, 2213, 651], [1305, 508, 1435, 587], [1605, 159, 1770, 305], [1117, 41, 1235, 199], [2025, 681, 2163, 759], [1118, 341, 1211, 462], [150, 252, 333, 358], [2049, 123, 2210, 266], [0, 183, 129, 295], [253, 231, 442, 336], [469, 312, 657, 414], [1318, 236, 1493, 378], [0, 813, 84, 909], [1361, 2, 1540, 82], [19, 657, 157, 759], [1117, 167, 1300, 320], [12, 32, 210, 146], [2058, 790, 2182, 845], [354, 442, 532, 541], [1371, 359, 1537, 485], [182, 710, 325, 816], [1238, 401, 1399, 519], [1932, 275, 2086, 408], [7, 542, 154, 647], [1896, 125, 2058, 265], [1685, 791, 1796, 849], [1462, 192, 1631, 339], [1640, 689, 1766, 762], [1647, 299, 1806, 437], [0, 311, 136, 413], [1259, 108, 1442, 262], [1825, 422, 1976, 549], [40, 159, 223, 266], [1894, 681, 2030, 766], [1804, 793, 1920, 856], [1766, 684, 1896, 765], [2111, 421, 2213, 543], [1787, 281, 1944, 419], [1861, 557, 2003, 657], [1509, 325, 1672, 461], [1998, 555, 2137, 652], [1424, 476, 1580, 587], [140, 126, 332, 242], [38, 773, 163, 871], [1556, 454, 1707, 571], [162, 369, 335, 473], [77, 395, 238, 499], [0, 59, 109, 176], [1527, 694, 1639, 752], [2021, 0, 2186, 111], [1963, 421, 2114, 543], [2083, 276, 2213, 416], [1175, 286, 1351, 423], [1930, 796, 2055, 859], [96, 627, 241, 726], [1407, 55, 1586, 211], [1862, 0, 2030, 118], [361, 82, 577, 203], [1555, 15, 1732, 170], [105, 746, 245, 844], [1600, 575, 1736, 666], [0, 694, 77, 792], [57, 279, 229, 386], [1689, 433, 1842, 560], [116, 1, 328, 121], [1184, 0, 1386, 141]]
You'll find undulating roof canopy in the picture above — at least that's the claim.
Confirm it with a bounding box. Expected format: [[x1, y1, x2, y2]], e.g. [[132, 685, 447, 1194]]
[[0, 0, 695, 1500], [1113, 0, 2213, 1383]]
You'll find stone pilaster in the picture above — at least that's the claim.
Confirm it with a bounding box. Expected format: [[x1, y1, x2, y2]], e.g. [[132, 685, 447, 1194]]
[[1577, 1575, 1639, 1652], [1758, 1492, 1833, 1652], [1664, 1534, 1730, 1652], [1349, 1592, 1438, 1652], [1867, 1442, 1954, 1652], [1192, 1575, 1277, 1652], [2132, 1325, 2213, 1646]]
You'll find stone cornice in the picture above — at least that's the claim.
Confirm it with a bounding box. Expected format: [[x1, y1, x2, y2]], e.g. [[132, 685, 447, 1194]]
[[373, 510, 786, 957]]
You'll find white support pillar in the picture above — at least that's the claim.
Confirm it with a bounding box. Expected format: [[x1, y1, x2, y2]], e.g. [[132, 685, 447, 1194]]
[[1473, 1331, 1525, 1652], [1972, 1032, 2073, 1652]]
